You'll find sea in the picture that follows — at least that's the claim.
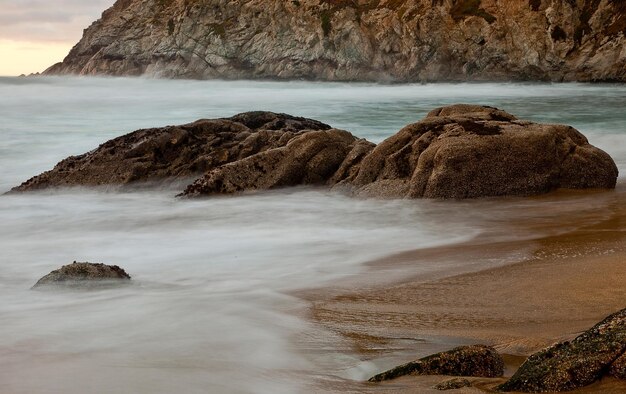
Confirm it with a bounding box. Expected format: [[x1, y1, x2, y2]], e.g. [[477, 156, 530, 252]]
[[0, 77, 624, 393]]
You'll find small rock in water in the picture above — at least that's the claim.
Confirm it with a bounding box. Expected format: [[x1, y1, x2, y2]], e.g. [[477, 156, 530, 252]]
[[433, 377, 472, 390], [368, 345, 504, 382], [32, 261, 131, 289]]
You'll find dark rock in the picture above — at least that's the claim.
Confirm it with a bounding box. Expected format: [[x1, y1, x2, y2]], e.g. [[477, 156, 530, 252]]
[[497, 308, 626, 392], [609, 352, 626, 380], [32, 261, 131, 289], [368, 345, 504, 382], [10, 112, 330, 192], [433, 377, 472, 390]]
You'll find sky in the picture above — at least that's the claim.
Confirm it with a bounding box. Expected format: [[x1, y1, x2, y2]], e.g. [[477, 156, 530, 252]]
[[0, 0, 114, 76]]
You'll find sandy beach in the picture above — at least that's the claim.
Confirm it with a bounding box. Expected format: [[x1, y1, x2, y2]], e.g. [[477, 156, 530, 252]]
[[302, 182, 626, 392]]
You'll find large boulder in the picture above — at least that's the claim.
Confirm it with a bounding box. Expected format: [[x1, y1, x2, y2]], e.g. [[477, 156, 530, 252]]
[[497, 308, 626, 392], [10, 112, 330, 192], [368, 345, 504, 382], [337, 104, 618, 199], [32, 261, 132, 289]]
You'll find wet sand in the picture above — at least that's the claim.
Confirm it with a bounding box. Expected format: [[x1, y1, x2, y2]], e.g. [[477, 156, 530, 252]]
[[301, 183, 626, 392]]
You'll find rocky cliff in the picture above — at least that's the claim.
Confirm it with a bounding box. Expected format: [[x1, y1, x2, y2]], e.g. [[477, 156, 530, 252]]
[[45, 0, 626, 82]]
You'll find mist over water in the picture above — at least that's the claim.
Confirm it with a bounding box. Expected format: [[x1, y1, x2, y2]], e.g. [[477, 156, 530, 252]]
[[0, 77, 625, 393]]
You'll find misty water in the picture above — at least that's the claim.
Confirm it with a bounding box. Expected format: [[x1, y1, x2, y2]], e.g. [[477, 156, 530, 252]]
[[1, 77, 625, 393]]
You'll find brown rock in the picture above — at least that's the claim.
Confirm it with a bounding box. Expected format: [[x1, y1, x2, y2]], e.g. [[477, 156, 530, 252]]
[[368, 345, 504, 382], [609, 352, 626, 379], [9, 112, 330, 192], [12, 105, 618, 199], [182, 129, 373, 196], [32, 261, 131, 289], [337, 104, 618, 199], [497, 308, 626, 392]]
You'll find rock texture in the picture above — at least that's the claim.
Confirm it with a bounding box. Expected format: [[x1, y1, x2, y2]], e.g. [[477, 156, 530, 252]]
[[10, 105, 618, 198], [498, 308, 626, 392], [44, 0, 626, 82], [368, 345, 504, 382], [182, 129, 374, 196], [10, 112, 331, 192], [33, 262, 131, 288], [433, 378, 472, 390], [184, 105, 619, 199]]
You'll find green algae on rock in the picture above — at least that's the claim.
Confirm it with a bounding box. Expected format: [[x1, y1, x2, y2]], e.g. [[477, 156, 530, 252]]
[[433, 377, 473, 390], [497, 308, 626, 392], [368, 344, 504, 382]]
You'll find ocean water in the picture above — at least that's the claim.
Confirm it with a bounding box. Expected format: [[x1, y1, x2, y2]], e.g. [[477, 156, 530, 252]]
[[0, 77, 624, 393]]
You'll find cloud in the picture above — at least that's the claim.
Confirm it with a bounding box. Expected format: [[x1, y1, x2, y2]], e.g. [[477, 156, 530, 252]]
[[0, 39, 72, 75], [0, 0, 115, 43]]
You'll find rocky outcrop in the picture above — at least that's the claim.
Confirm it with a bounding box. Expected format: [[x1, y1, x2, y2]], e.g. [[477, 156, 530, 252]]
[[368, 345, 504, 382], [335, 104, 618, 199], [10, 105, 618, 198], [10, 112, 331, 192], [182, 129, 374, 196], [44, 0, 626, 82], [498, 308, 626, 392], [33, 262, 132, 288], [183, 105, 618, 199]]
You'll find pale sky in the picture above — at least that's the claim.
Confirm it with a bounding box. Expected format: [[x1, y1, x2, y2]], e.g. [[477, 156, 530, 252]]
[[0, 0, 114, 76]]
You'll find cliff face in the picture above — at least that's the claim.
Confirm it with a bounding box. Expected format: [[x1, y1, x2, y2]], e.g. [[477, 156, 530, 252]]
[[45, 0, 626, 81]]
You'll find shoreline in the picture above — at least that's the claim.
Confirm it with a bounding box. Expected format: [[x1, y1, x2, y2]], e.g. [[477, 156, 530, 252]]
[[298, 183, 626, 392]]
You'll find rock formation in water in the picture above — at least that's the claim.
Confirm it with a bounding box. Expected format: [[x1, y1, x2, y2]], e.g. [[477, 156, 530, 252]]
[[182, 129, 374, 196], [44, 0, 626, 82], [10, 105, 618, 199], [368, 345, 505, 382], [497, 307, 626, 392], [10, 112, 331, 192], [331, 104, 618, 199], [32, 261, 132, 289]]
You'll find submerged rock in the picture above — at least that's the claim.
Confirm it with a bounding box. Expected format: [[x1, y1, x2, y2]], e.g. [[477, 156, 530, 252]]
[[10, 112, 330, 192], [497, 308, 626, 392], [368, 345, 504, 382], [32, 262, 132, 289], [433, 377, 472, 390]]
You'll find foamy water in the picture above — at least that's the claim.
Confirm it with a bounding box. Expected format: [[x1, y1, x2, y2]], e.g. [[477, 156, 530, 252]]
[[0, 77, 624, 393]]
